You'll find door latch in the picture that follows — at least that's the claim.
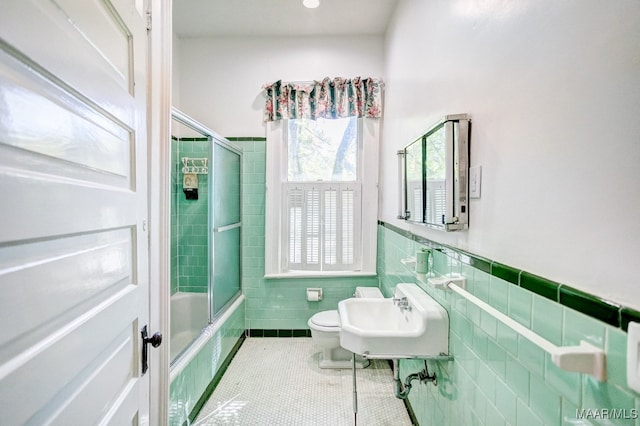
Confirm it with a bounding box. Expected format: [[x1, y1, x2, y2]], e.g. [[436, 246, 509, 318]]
[[141, 325, 162, 375]]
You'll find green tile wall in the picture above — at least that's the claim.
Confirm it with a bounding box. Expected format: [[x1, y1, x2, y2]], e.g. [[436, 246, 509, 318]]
[[168, 299, 245, 426], [236, 138, 378, 330], [171, 138, 210, 294], [377, 224, 640, 426]]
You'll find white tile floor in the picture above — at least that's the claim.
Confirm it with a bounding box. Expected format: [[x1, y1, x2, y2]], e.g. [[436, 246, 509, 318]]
[[193, 337, 414, 426]]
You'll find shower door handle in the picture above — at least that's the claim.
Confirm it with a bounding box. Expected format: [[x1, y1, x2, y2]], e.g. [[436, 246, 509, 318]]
[[212, 222, 241, 233], [141, 325, 163, 375]]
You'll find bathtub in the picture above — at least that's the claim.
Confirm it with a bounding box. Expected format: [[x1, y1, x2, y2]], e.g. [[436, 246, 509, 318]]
[[170, 292, 244, 380], [170, 292, 209, 362], [169, 293, 245, 425]]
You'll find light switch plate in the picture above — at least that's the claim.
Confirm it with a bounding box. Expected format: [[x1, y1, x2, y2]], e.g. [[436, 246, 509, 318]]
[[627, 322, 640, 393], [469, 165, 482, 199]]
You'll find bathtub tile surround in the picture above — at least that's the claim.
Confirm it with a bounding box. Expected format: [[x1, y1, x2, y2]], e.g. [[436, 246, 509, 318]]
[[171, 137, 210, 294], [377, 222, 640, 426], [234, 138, 378, 331], [169, 298, 245, 426]]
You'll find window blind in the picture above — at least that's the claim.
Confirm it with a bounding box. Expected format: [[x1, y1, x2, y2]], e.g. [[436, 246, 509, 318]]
[[285, 183, 360, 271]]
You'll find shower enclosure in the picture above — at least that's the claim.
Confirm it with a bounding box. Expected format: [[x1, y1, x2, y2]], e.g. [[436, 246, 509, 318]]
[[169, 108, 242, 364]]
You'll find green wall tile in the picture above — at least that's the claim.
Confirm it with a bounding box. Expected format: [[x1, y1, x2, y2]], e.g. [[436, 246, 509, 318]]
[[517, 335, 545, 378], [480, 310, 498, 340], [451, 308, 473, 343], [477, 362, 497, 403], [486, 338, 507, 379], [432, 249, 450, 276], [508, 284, 532, 328], [485, 401, 506, 426], [530, 375, 562, 425], [472, 324, 489, 359], [489, 275, 509, 314], [472, 382, 488, 424], [606, 327, 629, 388], [545, 357, 582, 407], [472, 269, 490, 303], [505, 354, 530, 401], [582, 379, 636, 424], [532, 295, 563, 346], [494, 378, 517, 424], [561, 398, 580, 425], [355, 222, 640, 426], [517, 399, 544, 426], [563, 307, 606, 348], [496, 321, 518, 356]]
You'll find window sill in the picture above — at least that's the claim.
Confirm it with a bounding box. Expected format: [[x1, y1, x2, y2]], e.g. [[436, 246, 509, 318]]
[[264, 271, 377, 279]]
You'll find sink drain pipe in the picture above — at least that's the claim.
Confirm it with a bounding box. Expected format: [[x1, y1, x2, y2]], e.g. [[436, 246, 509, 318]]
[[393, 359, 437, 399]]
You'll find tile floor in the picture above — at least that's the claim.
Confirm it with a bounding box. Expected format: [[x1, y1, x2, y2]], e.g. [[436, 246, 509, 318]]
[[193, 337, 414, 425]]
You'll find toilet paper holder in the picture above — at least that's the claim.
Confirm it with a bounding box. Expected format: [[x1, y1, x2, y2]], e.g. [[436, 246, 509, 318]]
[[306, 288, 323, 302]]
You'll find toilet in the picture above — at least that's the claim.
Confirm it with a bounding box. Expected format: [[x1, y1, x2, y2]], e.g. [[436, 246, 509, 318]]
[[308, 286, 384, 369]]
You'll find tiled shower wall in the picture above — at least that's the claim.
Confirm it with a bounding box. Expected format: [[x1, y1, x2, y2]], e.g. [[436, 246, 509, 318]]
[[169, 137, 245, 426], [377, 224, 640, 425], [171, 138, 210, 294], [232, 137, 379, 332]]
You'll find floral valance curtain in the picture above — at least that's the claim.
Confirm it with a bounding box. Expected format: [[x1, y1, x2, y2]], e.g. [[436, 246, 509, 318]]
[[263, 77, 383, 122]]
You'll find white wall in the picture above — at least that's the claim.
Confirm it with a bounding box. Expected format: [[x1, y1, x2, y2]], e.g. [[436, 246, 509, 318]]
[[171, 32, 181, 109], [381, 0, 640, 308], [175, 35, 384, 136]]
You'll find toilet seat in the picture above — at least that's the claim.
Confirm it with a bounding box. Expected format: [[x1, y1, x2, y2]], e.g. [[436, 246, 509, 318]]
[[309, 310, 340, 332]]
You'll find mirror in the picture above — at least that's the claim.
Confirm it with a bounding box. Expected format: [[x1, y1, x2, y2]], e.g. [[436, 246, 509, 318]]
[[401, 114, 470, 231], [404, 137, 423, 222]]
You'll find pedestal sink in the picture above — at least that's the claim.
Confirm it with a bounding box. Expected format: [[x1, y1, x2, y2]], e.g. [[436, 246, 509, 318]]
[[337, 283, 449, 359]]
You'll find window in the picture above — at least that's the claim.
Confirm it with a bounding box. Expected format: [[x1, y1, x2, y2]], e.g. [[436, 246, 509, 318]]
[[284, 117, 361, 271], [265, 117, 379, 277]]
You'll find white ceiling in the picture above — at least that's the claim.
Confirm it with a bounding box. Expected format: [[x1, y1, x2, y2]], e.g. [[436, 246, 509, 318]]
[[173, 0, 399, 37]]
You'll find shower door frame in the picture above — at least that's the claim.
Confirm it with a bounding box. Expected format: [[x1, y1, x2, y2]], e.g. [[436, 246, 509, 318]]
[[170, 107, 243, 325], [208, 132, 243, 320]]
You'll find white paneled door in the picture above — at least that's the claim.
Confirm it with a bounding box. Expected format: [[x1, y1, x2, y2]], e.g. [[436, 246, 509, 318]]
[[0, 0, 153, 424]]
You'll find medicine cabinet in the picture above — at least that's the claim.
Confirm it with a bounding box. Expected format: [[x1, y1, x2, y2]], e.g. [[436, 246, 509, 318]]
[[398, 114, 470, 231]]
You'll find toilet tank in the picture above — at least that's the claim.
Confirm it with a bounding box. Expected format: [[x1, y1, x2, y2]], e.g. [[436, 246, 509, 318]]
[[354, 287, 383, 299]]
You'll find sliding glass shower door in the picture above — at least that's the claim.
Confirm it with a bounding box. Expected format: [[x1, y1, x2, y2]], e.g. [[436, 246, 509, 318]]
[[210, 142, 242, 317], [170, 107, 242, 362]]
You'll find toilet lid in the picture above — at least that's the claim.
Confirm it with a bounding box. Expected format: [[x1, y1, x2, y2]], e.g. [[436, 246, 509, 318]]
[[311, 310, 340, 328]]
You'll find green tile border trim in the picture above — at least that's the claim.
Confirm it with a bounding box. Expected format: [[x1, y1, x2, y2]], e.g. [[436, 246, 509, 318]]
[[519, 271, 558, 301], [621, 307, 640, 332], [226, 137, 267, 142], [186, 334, 246, 425], [491, 262, 520, 284], [247, 329, 312, 338], [378, 220, 640, 332], [177, 137, 209, 142], [559, 286, 620, 327]]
